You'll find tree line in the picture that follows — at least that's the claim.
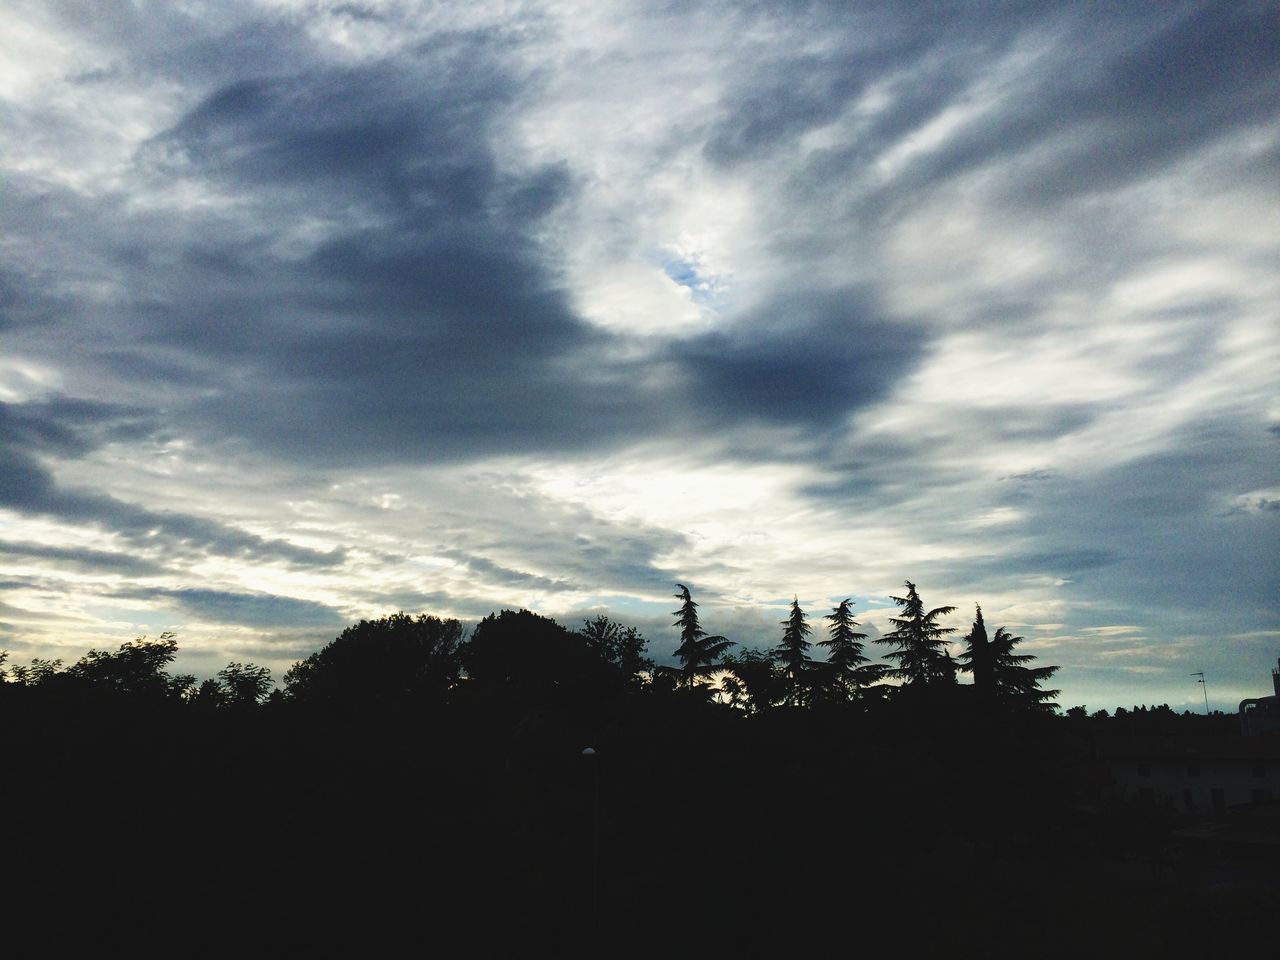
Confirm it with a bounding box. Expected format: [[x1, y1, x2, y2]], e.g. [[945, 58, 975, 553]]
[[2, 582, 1257, 955], [0, 580, 1059, 716]]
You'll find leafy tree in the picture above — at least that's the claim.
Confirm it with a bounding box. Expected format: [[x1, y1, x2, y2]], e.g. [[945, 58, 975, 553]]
[[817, 599, 885, 702], [188, 677, 227, 709], [719, 648, 785, 714], [462, 608, 592, 696], [8, 657, 64, 687], [286, 612, 462, 708], [672, 584, 734, 691], [875, 581, 956, 688], [718, 670, 747, 710], [66, 633, 194, 701], [217, 662, 274, 707], [577, 615, 653, 689], [773, 597, 814, 705], [957, 609, 1059, 712]]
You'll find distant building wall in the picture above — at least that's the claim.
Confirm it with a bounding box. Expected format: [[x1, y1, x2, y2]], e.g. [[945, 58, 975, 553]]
[[1110, 758, 1277, 812], [1101, 736, 1280, 813]]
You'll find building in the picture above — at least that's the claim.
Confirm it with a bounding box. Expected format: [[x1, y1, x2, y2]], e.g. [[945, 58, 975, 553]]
[[1098, 735, 1280, 814], [1239, 656, 1280, 736]]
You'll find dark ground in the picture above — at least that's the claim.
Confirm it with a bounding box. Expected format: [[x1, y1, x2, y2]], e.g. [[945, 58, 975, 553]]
[[4, 695, 1276, 957]]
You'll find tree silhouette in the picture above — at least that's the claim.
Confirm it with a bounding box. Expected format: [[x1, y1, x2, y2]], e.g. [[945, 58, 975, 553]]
[[773, 597, 814, 706], [672, 584, 734, 691], [188, 677, 227, 709], [958, 609, 1059, 712], [956, 606, 991, 692], [817, 599, 884, 702], [719, 648, 784, 713], [876, 581, 956, 688], [7, 657, 64, 687], [65, 632, 193, 701], [577, 615, 653, 689], [462, 608, 594, 697], [285, 612, 462, 708], [217, 662, 274, 707]]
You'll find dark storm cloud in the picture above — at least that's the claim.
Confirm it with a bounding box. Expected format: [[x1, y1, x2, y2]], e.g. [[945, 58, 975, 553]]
[[0, 399, 153, 457], [112, 586, 345, 628], [3, 15, 934, 470], [1, 5, 968, 478], [150, 65, 502, 208], [107, 35, 701, 461], [666, 289, 907, 429]]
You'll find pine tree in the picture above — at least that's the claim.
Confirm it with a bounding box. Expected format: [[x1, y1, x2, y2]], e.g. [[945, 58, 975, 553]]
[[773, 597, 813, 705], [956, 606, 992, 692], [818, 599, 884, 701], [672, 584, 734, 691], [957, 606, 1060, 711], [876, 581, 956, 688]]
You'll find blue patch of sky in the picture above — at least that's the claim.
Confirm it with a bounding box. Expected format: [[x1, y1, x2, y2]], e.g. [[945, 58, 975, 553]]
[[661, 256, 721, 305]]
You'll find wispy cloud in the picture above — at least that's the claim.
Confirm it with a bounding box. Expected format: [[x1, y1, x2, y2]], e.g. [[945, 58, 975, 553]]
[[0, 1, 1274, 706]]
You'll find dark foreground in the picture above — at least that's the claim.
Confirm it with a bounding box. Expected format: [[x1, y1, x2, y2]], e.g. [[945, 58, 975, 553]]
[[5, 694, 1277, 958]]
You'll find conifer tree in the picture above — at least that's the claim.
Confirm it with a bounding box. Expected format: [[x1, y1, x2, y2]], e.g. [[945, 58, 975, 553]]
[[818, 599, 884, 701], [672, 583, 734, 691], [773, 597, 813, 705], [958, 609, 1060, 712], [875, 581, 956, 688], [956, 606, 991, 691]]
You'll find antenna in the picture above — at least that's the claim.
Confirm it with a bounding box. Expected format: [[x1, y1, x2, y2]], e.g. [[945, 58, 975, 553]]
[[1190, 671, 1209, 715]]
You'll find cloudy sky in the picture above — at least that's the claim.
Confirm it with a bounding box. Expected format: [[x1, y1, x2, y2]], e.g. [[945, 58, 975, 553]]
[[2, 0, 1277, 710]]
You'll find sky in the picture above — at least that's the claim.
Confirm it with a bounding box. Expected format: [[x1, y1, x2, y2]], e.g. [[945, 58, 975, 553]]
[[1, 0, 1277, 712]]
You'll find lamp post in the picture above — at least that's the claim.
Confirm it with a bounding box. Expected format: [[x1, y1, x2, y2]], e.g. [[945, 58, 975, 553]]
[[1190, 672, 1209, 715]]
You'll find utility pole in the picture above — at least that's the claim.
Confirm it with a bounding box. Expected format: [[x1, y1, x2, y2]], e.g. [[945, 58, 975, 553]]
[[1191, 671, 1209, 715]]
